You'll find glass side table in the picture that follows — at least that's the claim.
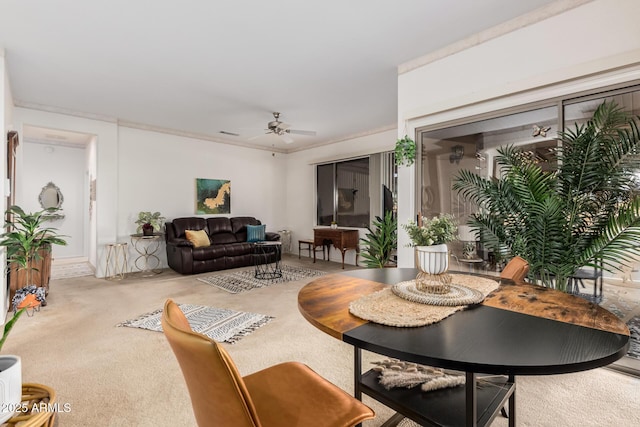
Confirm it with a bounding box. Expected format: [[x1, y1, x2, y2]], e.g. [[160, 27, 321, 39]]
[[130, 233, 164, 276]]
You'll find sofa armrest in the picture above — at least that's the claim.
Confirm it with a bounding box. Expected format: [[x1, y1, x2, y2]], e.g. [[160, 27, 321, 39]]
[[168, 238, 194, 247], [265, 232, 280, 241]]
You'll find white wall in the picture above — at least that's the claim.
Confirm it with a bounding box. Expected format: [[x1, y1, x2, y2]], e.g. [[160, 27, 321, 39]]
[[285, 129, 396, 266], [396, 0, 640, 267], [20, 142, 87, 259], [117, 126, 287, 271]]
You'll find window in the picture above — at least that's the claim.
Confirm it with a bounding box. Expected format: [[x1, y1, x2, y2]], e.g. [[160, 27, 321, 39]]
[[316, 158, 370, 228]]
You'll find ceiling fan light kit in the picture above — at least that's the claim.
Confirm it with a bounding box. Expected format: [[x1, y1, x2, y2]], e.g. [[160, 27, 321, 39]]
[[264, 112, 317, 144]]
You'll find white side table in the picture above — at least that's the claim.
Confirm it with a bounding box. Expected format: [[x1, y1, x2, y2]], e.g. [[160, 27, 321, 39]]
[[278, 229, 292, 253]]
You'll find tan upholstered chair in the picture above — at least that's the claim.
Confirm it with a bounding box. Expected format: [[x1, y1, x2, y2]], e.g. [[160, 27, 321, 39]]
[[500, 256, 529, 283], [161, 299, 374, 427]]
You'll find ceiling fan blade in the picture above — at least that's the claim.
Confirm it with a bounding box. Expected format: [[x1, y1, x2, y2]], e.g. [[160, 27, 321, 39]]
[[287, 129, 316, 136], [247, 131, 271, 141], [281, 133, 295, 144], [219, 130, 240, 137]]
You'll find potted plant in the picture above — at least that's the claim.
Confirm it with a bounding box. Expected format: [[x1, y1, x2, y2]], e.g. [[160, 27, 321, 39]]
[[135, 211, 165, 236], [453, 101, 640, 291], [395, 135, 416, 167], [0, 206, 67, 298], [360, 211, 398, 268], [0, 308, 26, 423], [403, 214, 457, 275]]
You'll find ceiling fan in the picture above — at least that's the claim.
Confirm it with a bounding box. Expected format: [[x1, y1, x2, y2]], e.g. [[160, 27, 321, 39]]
[[250, 112, 316, 144]]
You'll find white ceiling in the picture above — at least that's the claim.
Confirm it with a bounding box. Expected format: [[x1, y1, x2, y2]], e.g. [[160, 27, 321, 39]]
[[0, 0, 561, 152]]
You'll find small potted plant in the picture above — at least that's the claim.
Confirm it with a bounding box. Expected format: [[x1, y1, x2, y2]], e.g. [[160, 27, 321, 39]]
[[395, 135, 416, 167], [330, 220, 338, 229], [135, 211, 165, 236], [403, 214, 457, 275]]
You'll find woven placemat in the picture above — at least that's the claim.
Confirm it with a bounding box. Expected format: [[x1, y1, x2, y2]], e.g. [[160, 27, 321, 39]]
[[349, 274, 500, 327], [392, 280, 485, 306]]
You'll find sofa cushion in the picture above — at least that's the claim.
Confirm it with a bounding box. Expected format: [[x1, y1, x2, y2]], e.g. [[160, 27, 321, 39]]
[[231, 217, 260, 242], [247, 224, 266, 242], [192, 245, 227, 261], [225, 242, 254, 257], [185, 229, 210, 248], [172, 217, 207, 238], [206, 217, 233, 235], [210, 232, 238, 245]]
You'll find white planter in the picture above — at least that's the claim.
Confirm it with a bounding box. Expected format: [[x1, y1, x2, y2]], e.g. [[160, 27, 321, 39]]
[[415, 244, 449, 275], [0, 355, 22, 424]]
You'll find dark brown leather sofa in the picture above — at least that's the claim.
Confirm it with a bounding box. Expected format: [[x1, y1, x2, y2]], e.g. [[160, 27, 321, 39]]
[[165, 216, 280, 274]]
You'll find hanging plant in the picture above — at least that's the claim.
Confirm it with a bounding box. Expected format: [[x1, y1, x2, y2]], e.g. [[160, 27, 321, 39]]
[[395, 135, 416, 167]]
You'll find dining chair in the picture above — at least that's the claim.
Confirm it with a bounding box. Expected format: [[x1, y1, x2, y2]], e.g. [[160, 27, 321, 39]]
[[500, 256, 529, 283], [161, 299, 375, 427]]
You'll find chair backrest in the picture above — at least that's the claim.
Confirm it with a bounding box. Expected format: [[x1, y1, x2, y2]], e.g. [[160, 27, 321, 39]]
[[500, 256, 529, 283], [161, 299, 261, 427]]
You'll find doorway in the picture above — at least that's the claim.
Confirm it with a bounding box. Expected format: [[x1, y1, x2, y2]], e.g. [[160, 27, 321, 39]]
[[20, 125, 96, 277]]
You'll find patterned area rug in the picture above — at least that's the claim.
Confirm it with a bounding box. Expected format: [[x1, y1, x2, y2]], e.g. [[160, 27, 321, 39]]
[[50, 261, 95, 280], [627, 315, 640, 360], [117, 303, 273, 343], [197, 264, 326, 294]]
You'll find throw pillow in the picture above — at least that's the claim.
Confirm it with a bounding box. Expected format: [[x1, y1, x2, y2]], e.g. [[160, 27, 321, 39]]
[[185, 229, 211, 248], [246, 224, 266, 242]]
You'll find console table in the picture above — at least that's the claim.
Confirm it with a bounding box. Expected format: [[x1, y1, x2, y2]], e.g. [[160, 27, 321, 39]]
[[298, 269, 629, 427], [313, 227, 359, 269]]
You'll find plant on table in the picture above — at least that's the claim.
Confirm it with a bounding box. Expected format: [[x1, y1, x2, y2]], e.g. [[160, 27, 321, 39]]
[[135, 211, 165, 234], [452, 101, 640, 291], [403, 214, 458, 247], [403, 214, 457, 276]]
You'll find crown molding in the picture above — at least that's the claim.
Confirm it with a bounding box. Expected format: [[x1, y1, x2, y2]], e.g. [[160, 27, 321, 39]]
[[15, 100, 396, 154], [398, 0, 593, 75]]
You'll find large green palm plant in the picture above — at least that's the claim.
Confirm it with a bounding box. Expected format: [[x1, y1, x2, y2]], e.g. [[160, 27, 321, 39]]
[[453, 102, 640, 291]]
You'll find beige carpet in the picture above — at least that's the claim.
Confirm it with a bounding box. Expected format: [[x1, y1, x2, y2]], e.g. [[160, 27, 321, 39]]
[[5, 255, 640, 426]]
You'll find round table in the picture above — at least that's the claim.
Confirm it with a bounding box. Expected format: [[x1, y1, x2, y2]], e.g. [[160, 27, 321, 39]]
[[298, 268, 629, 427]]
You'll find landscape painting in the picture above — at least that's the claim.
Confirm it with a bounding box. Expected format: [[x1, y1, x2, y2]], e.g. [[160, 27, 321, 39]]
[[196, 178, 231, 214]]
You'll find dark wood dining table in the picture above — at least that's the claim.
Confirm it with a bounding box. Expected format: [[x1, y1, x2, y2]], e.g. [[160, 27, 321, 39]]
[[298, 268, 630, 427]]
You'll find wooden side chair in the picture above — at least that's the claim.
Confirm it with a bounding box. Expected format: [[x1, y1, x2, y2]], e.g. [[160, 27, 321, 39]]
[[161, 299, 374, 427], [500, 256, 529, 284]]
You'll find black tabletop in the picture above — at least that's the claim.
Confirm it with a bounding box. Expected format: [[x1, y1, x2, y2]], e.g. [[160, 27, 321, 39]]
[[338, 269, 629, 376]]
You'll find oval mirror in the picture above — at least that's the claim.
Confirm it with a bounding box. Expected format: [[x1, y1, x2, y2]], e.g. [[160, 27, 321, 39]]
[[39, 182, 64, 210]]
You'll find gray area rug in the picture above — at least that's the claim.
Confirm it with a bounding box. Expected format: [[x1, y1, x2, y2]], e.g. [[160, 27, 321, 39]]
[[117, 303, 273, 343], [197, 264, 326, 293]]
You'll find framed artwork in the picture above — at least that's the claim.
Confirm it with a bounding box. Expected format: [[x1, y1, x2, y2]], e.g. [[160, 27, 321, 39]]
[[196, 178, 230, 214]]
